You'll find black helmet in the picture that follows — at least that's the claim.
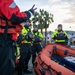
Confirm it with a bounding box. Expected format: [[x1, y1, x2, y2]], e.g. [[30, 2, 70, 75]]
[[58, 24, 62, 27], [33, 24, 38, 28]]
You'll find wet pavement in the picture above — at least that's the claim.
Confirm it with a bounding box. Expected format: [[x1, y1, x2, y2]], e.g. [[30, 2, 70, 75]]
[[24, 57, 36, 75]]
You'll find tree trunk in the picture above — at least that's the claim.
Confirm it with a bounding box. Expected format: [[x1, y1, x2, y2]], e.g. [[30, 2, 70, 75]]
[[41, 29, 42, 33], [45, 28, 47, 45]]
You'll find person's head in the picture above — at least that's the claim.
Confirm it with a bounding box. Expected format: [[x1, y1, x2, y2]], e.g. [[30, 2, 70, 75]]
[[33, 25, 38, 32], [57, 24, 63, 30], [25, 19, 31, 28]]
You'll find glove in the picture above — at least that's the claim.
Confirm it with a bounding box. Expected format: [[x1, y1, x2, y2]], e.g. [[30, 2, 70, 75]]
[[33, 36, 41, 43], [25, 32, 33, 41], [53, 35, 57, 39], [28, 32, 33, 38], [17, 34, 23, 44], [29, 4, 37, 15]]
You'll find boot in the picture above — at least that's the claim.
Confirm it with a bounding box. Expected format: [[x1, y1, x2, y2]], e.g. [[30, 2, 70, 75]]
[[23, 70, 33, 74]]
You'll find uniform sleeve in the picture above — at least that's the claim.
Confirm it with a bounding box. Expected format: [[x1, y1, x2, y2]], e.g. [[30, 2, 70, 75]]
[[22, 27, 27, 37], [0, 1, 31, 24], [39, 32, 44, 39], [52, 31, 55, 38], [64, 31, 68, 39], [52, 31, 57, 39], [15, 47, 20, 57], [64, 31, 68, 36]]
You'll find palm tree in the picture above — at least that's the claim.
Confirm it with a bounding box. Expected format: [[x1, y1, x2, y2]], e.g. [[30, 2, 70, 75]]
[[32, 9, 54, 44]]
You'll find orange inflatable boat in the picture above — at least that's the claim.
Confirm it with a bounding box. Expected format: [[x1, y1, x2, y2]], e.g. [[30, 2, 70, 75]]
[[34, 44, 75, 75]]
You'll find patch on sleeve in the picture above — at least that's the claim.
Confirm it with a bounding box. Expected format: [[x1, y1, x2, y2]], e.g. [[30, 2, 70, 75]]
[[9, 2, 17, 8]]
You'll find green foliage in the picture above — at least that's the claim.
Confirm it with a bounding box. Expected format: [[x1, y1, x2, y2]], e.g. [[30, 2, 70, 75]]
[[32, 9, 54, 29]]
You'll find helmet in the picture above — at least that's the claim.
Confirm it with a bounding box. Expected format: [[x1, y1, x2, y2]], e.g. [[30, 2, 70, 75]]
[[33, 24, 38, 28], [58, 24, 62, 27]]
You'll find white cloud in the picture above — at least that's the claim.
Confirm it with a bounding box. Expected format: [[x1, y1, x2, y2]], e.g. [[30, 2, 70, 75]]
[[14, 0, 75, 31], [46, 0, 75, 31], [63, 4, 75, 24], [48, 0, 61, 3]]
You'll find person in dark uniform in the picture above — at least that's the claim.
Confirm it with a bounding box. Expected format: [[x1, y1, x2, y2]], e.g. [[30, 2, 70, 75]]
[[0, 0, 36, 75], [17, 20, 33, 75], [52, 24, 68, 45], [32, 25, 44, 65]]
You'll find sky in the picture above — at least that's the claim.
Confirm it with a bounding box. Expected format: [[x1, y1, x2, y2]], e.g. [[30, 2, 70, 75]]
[[14, 0, 75, 31]]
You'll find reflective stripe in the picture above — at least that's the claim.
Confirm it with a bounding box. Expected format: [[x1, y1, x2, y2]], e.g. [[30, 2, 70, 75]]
[[55, 40, 65, 42], [9, 2, 16, 8], [15, 47, 20, 57], [21, 40, 31, 44], [33, 32, 43, 39]]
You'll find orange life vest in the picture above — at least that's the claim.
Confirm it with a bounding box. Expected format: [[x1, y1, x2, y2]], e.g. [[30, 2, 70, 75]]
[[0, 18, 23, 34], [0, 0, 26, 34]]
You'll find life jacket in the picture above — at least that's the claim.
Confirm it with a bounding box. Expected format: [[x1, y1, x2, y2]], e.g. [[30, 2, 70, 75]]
[[55, 31, 67, 40], [33, 31, 43, 39], [52, 30, 68, 43], [0, 0, 23, 34], [0, 16, 23, 34], [33, 31, 43, 43], [21, 27, 32, 44]]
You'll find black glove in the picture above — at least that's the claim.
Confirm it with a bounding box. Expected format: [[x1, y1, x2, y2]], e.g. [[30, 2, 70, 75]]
[[33, 36, 41, 43], [25, 32, 33, 41], [29, 4, 37, 15], [17, 34, 23, 44]]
